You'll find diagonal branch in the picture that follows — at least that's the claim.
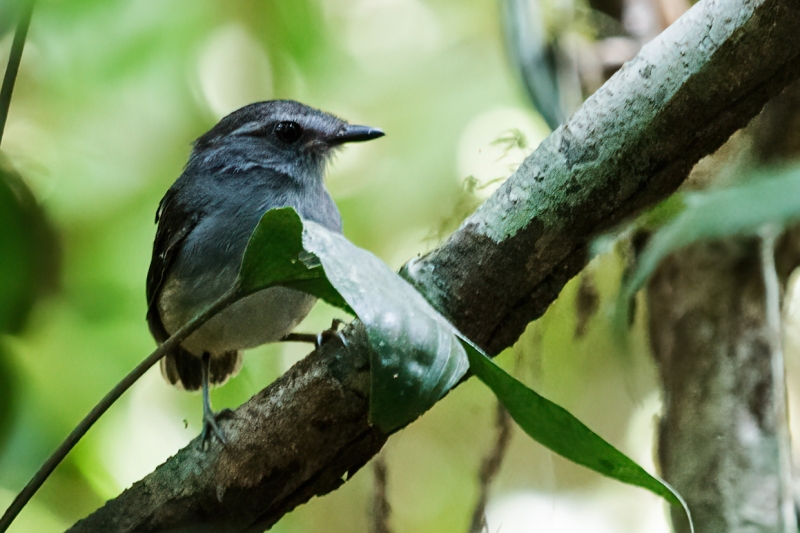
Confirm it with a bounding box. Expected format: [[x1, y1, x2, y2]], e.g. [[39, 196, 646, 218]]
[[68, 0, 800, 531]]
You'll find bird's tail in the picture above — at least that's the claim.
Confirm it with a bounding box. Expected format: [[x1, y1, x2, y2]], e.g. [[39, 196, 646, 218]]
[[160, 348, 242, 391]]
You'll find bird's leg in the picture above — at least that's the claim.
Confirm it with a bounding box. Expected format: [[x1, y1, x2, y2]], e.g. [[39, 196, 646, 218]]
[[200, 352, 227, 449], [279, 332, 318, 344], [279, 319, 348, 348]]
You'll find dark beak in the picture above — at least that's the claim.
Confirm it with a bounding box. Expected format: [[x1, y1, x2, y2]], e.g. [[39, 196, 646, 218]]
[[330, 125, 385, 146]]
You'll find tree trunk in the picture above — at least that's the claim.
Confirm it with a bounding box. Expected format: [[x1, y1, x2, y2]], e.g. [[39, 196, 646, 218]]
[[648, 238, 788, 532], [647, 85, 800, 533]]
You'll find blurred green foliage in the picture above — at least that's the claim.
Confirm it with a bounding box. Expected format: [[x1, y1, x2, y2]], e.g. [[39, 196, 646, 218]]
[[0, 346, 14, 457], [618, 165, 800, 327], [0, 0, 26, 37], [0, 157, 58, 456], [0, 0, 670, 532], [0, 158, 58, 335]]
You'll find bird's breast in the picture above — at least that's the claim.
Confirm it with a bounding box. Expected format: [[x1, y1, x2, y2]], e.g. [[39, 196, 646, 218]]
[[160, 277, 316, 356]]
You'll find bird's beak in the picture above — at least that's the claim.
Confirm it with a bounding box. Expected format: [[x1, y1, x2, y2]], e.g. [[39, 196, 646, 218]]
[[329, 125, 385, 146]]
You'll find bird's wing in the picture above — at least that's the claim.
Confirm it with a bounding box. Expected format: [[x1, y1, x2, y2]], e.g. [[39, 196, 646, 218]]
[[146, 187, 199, 344]]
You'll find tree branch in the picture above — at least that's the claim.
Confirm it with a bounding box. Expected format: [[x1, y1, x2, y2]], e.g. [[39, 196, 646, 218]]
[[68, 0, 800, 530]]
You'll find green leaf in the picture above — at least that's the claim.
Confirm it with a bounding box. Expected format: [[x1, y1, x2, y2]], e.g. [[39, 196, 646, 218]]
[[303, 221, 470, 432], [622, 165, 800, 305], [239, 207, 470, 432], [635, 193, 687, 232], [239, 207, 350, 312], [238, 207, 693, 523], [462, 340, 693, 528]]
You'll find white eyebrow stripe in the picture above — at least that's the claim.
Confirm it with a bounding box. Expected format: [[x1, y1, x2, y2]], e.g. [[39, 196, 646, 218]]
[[231, 121, 268, 136]]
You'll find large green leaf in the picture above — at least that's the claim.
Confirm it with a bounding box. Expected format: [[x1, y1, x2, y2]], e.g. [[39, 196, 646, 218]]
[[0, 179, 33, 333], [301, 221, 469, 432], [239, 207, 469, 432], [238, 207, 692, 522], [238, 206, 349, 312]]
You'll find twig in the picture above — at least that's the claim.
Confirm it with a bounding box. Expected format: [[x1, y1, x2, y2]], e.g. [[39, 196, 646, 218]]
[[370, 455, 391, 533], [759, 225, 797, 533], [0, 286, 242, 533], [0, 0, 35, 147], [468, 402, 512, 533]]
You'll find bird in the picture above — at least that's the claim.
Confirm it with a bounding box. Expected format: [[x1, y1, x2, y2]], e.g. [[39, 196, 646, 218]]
[[145, 100, 384, 445]]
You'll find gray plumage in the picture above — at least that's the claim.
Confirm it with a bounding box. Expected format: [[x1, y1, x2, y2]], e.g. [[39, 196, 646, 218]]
[[146, 100, 383, 405]]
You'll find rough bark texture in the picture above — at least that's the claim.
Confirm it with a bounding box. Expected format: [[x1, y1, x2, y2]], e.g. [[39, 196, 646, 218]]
[[648, 239, 783, 533], [68, 0, 800, 531]]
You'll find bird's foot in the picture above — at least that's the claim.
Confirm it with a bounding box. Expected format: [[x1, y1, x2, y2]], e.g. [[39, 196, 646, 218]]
[[200, 408, 233, 450], [316, 318, 348, 349], [279, 319, 349, 349]]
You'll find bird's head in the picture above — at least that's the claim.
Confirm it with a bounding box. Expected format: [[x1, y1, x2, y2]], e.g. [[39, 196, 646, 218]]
[[188, 100, 384, 182]]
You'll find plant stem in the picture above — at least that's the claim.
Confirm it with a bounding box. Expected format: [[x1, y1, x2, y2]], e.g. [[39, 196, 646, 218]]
[[0, 0, 35, 147]]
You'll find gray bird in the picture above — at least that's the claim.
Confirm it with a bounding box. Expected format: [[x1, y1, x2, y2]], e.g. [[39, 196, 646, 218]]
[[146, 100, 384, 444]]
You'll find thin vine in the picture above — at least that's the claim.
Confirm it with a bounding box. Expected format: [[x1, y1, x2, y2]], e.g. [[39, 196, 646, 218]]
[[0, 0, 35, 147]]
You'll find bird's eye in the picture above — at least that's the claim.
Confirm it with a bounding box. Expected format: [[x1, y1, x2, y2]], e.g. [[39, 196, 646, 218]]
[[273, 121, 303, 144]]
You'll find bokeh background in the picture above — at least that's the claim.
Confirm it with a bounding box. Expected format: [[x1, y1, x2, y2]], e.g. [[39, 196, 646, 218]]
[[4, 0, 797, 532]]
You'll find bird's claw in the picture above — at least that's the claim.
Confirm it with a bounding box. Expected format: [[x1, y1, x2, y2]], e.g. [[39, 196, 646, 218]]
[[316, 318, 348, 349], [200, 409, 232, 450]]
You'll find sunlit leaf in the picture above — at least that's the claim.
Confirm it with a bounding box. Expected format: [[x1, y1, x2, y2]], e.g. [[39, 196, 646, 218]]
[[239, 207, 470, 432], [462, 341, 693, 529], [303, 221, 470, 432]]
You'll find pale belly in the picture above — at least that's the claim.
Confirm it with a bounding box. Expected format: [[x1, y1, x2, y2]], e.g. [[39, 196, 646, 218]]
[[159, 273, 316, 356]]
